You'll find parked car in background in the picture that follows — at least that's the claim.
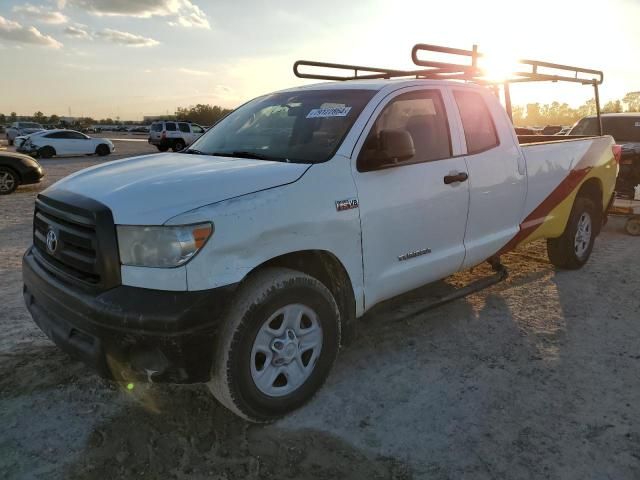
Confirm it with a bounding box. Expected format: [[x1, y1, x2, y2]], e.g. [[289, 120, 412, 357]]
[[148, 120, 205, 152], [6, 122, 44, 146], [17, 129, 114, 158], [0, 151, 44, 195], [569, 113, 640, 196], [129, 126, 150, 133], [14, 130, 49, 149]]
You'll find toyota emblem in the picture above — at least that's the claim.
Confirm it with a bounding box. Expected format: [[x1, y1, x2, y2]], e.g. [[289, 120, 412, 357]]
[[46, 229, 58, 254]]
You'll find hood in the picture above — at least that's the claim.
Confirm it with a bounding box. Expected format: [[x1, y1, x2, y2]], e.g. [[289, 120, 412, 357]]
[[47, 153, 311, 224]]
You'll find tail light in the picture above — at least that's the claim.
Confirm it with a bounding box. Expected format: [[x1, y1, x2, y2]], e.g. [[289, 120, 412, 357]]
[[612, 144, 622, 164]]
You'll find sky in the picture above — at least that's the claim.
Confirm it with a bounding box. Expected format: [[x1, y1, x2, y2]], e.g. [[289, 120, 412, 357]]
[[0, 0, 639, 120]]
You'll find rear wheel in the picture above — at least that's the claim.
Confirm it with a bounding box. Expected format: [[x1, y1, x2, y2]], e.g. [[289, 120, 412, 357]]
[[172, 140, 185, 152], [38, 146, 55, 159], [8, 138, 14, 146], [0, 167, 19, 195], [625, 217, 640, 236], [96, 144, 110, 156], [547, 196, 598, 269], [157, 145, 169, 152], [208, 268, 341, 423]]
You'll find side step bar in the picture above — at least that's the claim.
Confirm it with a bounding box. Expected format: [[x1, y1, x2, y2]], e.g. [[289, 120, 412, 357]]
[[395, 257, 508, 322]]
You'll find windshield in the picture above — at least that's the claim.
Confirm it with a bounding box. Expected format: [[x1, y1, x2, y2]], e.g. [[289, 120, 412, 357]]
[[188, 89, 377, 163], [19, 122, 43, 129], [570, 116, 640, 142]]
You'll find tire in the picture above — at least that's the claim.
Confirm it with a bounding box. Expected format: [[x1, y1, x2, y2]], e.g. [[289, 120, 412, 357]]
[[8, 138, 14, 146], [96, 144, 110, 156], [38, 146, 55, 159], [172, 140, 185, 152], [625, 217, 640, 236], [547, 196, 599, 269], [208, 267, 341, 423], [157, 145, 169, 152], [0, 167, 19, 195]]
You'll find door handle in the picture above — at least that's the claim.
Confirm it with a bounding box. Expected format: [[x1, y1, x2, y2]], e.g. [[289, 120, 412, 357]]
[[443, 172, 469, 185]]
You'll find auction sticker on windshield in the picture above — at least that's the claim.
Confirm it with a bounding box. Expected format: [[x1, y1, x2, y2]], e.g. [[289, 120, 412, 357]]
[[307, 106, 352, 118]]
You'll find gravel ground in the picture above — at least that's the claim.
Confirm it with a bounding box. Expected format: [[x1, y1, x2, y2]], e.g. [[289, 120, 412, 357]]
[[1, 139, 639, 479]]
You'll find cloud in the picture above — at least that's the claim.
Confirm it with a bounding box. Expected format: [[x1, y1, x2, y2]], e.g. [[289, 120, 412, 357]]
[[94, 28, 159, 47], [62, 0, 210, 28], [13, 4, 68, 24], [64, 24, 91, 39], [0, 16, 63, 48]]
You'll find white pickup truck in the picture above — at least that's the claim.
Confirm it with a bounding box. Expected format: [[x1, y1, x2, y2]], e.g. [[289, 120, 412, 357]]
[[23, 62, 618, 422]]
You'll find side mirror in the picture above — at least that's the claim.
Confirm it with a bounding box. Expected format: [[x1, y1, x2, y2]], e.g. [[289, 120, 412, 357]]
[[359, 129, 415, 171]]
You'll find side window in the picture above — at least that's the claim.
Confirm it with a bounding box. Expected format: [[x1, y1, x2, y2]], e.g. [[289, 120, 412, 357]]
[[191, 125, 204, 134], [68, 131, 86, 139], [178, 122, 191, 133], [358, 90, 451, 171], [165, 122, 177, 132], [453, 90, 499, 154], [47, 132, 66, 139]]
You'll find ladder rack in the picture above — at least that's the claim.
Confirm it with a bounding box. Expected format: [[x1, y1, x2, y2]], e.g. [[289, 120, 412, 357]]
[[293, 43, 605, 133]]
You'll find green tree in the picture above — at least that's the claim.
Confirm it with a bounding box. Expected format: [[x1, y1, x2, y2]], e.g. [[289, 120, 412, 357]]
[[175, 104, 233, 126], [48, 114, 60, 125], [0, 114, 5, 124], [33, 111, 46, 123], [622, 91, 640, 112], [9, 112, 17, 122]]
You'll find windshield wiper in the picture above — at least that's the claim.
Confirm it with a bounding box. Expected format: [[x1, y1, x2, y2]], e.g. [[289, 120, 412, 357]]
[[212, 151, 284, 161], [182, 148, 205, 155]]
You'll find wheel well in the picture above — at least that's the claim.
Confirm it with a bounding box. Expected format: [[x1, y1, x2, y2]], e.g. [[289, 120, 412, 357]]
[[577, 177, 604, 233], [95, 143, 108, 153], [252, 250, 357, 344]]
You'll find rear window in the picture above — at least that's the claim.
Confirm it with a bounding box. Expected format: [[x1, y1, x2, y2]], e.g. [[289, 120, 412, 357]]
[[570, 117, 640, 142], [165, 122, 176, 131], [151, 123, 163, 132], [453, 90, 499, 154]]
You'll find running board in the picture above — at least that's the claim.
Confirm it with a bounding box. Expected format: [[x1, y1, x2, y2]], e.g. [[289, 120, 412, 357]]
[[395, 257, 508, 322]]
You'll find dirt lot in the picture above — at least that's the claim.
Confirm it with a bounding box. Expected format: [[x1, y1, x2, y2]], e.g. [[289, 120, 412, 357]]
[[1, 139, 639, 479]]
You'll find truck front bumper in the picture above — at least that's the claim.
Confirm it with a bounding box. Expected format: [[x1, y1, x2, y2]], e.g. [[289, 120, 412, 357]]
[[23, 247, 236, 384]]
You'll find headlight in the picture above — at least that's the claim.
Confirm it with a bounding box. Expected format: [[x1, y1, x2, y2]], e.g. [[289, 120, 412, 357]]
[[117, 222, 213, 268]]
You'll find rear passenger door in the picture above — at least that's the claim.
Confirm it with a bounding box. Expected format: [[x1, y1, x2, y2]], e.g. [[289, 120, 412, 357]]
[[450, 87, 527, 268], [353, 87, 470, 309]]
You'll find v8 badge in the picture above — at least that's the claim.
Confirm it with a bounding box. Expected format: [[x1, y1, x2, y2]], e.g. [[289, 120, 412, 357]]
[[335, 198, 359, 212]]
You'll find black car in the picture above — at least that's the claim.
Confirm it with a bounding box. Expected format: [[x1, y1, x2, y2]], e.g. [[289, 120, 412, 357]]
[[0, 151, 44, 195]]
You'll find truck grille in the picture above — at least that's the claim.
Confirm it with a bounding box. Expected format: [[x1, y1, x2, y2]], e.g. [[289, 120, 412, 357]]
[[32, 191, 121, 291]]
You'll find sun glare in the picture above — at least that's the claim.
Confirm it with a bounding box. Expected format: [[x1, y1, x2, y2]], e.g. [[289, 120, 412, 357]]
[[479, 50, 521, 82]]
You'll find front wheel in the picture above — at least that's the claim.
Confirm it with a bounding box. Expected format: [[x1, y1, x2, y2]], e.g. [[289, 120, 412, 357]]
[[0, 167, 18, 195], [547, 196, 598, 269], [38, 146, 55, 159], [208, 268, 341, 423]]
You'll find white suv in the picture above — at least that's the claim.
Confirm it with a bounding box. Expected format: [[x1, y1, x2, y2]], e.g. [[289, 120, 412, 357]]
[[148, 120, 205, 152]]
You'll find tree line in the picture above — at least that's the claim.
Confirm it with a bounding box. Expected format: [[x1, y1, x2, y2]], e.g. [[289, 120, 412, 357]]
[[0, 103, 234, 127], [2, 92, 639, 129], [513, 91, 640, 127]]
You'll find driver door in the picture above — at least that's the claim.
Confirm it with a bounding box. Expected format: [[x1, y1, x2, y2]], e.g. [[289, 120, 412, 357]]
[[352, 87, 470, 309]]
